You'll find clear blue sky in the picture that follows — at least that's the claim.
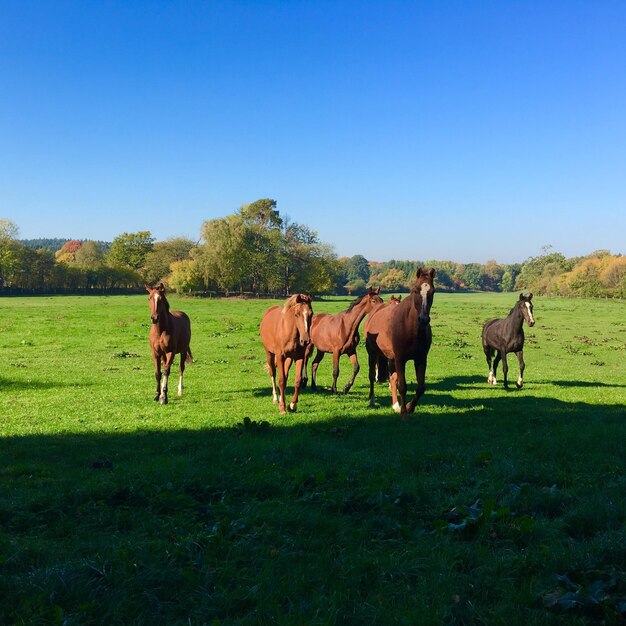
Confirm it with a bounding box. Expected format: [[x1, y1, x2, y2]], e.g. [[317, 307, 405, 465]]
[[1, 1, 625, 264]]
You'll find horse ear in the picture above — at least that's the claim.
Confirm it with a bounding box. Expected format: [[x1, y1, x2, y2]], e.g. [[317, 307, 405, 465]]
[[145, 284, 152, 293], [528, 293, 533, 300], [416, 267, 424, 278], [519, 293, 525, 300], [158, 282, 165, 292], [428, 267, 436, 278]]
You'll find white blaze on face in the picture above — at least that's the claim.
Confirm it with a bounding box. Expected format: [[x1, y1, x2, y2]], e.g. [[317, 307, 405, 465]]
[[302, 310, 310, 333], [525, 302, 534, 324], [419, 283, 431, 316]]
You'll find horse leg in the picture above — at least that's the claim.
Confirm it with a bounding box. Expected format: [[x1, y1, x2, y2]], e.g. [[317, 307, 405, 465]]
[[492, 351, 501, 386], [265, 351, 278, 404], [484, 345, 495, 384], [177, 351, 186, 397], [311, 350, 324, 392], [160, 353, 174, 404], [367, 343, 377, 408], [501, 350, 510, 389], [301, 343, 312, 389], [276, 355, 287, 413], [388, 360, 401, 414], [288, 357, 303, 412], [406, 358, 427, 414], [153, 353, 162, 402], [515, 350, 525, 389], [330, 351, 340, 394], [395, 359, 409, 420], [343, 349, 359, 394]]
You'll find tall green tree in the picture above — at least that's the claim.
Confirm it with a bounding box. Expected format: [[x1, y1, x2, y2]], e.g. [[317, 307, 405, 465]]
[[0, 218, 20, 288], [345, 255, 371, 283], [143, 237, 196, 285], [197, 216, 246, 293], [107, 232, 155, 272]]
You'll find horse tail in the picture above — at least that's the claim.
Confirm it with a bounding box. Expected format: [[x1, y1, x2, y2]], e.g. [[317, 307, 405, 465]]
[[185, 349, 193, 364], [376, 355, 389, 383]]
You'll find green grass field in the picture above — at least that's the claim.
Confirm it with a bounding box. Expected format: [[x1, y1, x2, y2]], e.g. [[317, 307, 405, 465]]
[[1, 292, 625, 625]]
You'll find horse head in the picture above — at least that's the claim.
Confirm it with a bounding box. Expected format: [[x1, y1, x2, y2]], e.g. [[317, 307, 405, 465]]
[[285, 293, 313, 346], [366, 286, 384, 309], [519, 293, 535, 327], [146, 283, 169, 324], [412, 268, 436, 326]]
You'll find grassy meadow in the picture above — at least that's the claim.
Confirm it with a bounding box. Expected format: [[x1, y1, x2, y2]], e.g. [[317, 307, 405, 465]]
[[1, 292, 625, 625]]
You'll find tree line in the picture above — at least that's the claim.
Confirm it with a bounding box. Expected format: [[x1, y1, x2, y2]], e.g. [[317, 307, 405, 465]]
[[1, 205, 624, 297]]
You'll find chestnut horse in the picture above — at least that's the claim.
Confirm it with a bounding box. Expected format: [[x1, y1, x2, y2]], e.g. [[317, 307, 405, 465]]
[[303, 287, 383, 394], [260, 294, 313, 413], [363, 294, 401, 383], [146, 283, 192, 405], [365, 269, 436, 420], [482, 293, 535, 389]]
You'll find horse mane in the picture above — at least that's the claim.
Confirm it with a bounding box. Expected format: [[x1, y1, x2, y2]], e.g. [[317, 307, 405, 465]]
[[346, 294, 366, 312], [282, 294, 311, 312]]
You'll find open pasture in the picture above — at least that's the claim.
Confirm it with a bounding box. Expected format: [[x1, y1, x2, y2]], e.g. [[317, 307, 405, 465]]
[[1, 293, 625, 625]]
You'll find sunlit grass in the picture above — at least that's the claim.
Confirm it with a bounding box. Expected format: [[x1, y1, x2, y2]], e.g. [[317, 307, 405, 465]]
[[1, 293, 625, 624]]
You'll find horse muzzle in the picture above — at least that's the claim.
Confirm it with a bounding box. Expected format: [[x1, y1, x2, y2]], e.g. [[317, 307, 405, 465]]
[[419, 314, 431, 326], [151, 315, 159, 324]]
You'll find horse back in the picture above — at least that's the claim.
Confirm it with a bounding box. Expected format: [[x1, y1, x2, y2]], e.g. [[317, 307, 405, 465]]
[[310, 311, 356, 353], [482, 317, 523, 352], [365, 303, 398, 358]]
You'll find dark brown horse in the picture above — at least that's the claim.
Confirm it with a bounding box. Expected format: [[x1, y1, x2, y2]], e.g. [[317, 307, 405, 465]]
[[365, 269, 436, 420], [146, 283, 192, 405], [303, 287, 383, 394], [482, 293, 535, 389], [260, 294, 313, 413]]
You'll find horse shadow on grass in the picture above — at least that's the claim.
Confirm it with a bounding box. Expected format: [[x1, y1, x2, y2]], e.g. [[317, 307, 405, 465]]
[[0, 376, 93, 391]]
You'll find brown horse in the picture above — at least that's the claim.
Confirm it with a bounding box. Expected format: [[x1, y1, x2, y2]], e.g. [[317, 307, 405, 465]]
[[260, 294, 313, 413], [303, 287, 383, 394], [146, 283, 192, 405], [363, 294, 401, 383], [365, 269, 435, 420]]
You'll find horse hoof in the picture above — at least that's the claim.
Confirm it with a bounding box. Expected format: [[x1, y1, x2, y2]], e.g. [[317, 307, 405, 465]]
[[301, 378, 308, 389], [159, 397, 168, 405], [368, 399, 376, 409], [392, 402, 401, 414], [343, 386, 351, 395], [154, 395, 160, 402], [288, 403, 297, 412]]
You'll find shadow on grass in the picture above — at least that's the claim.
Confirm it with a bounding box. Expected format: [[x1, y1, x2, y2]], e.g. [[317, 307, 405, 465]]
[[0, 376, 93, 391], [3, 392, 625, 625], [534, 379, 626, 388]]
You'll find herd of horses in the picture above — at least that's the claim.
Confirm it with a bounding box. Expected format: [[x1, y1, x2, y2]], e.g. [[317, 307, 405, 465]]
[[146, 272, 535, 419]]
